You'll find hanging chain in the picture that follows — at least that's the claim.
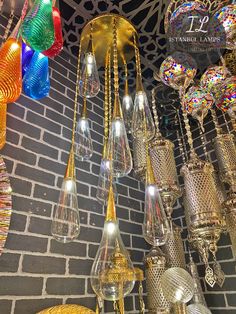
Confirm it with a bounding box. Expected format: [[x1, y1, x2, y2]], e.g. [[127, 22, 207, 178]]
[[198, 126, 209, 161], [108, 51, 112, 131], [176, 110, 187, 164], [103, 52, 110, 159], [1, 10, 14, 43], [138, 281, 145, 314], [133, 33, 143, 91], [124, 58, 129, 96], [113, 18, 119, 96], [151, 87, 161, 136], [182, 110, 195, 158]]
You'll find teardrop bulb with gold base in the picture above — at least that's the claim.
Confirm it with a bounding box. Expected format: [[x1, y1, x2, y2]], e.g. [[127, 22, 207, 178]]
[[79, 52, 100, 98], [132, 90, 155, 141], [74, 117, 93, 161], [90, 185, 135, 301], [143, 155, 170, 246], [51, 148, 80, 243]]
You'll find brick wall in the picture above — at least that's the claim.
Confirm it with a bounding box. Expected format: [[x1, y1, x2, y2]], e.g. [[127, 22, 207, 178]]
[[0, 13, 148, 314], [172, 111, 236, 314]]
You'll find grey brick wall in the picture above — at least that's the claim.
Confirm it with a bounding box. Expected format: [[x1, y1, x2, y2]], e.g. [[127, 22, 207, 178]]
[[173, 112, 236, 314], [0, 13, 147, 314]]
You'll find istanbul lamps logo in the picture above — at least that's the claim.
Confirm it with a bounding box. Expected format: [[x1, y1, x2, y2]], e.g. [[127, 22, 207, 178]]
[[186, 15, 209, 33], [167, 2, 226, 68]]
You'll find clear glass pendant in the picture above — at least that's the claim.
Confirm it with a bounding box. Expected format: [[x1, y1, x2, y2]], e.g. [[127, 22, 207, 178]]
[[51, 177, 80, 243], [122, 94, 133, 134], [74, 117, 93, 161], [79, 52, 100, 98], [96, 158, 117, 205], [132, 90, 155, 141], [143, 183, 170, 246], [107, 117, 133, 177], [90, 185, 135, 301]]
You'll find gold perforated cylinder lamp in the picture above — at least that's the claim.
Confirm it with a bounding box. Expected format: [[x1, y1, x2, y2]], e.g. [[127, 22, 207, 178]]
[[144, 247, 171, 314], [214, 133, 236, 191], [162, 223, 186, 269], [181, 155, 225, 287], [224, 192, 236, 258], [132, 137, 147, 182]]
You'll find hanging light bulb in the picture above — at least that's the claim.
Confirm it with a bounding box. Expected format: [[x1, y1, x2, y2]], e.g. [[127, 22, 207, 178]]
[[79, 24, 100, 98], [22, 42, 34, 77], [43, 7, 63, 57], [143, 153, 170, 246], [96, 158, 117, 205], [51, 147, 80, 243], [23, 51, 50, 99], [90, 184, 135, 301], [21, 0, 55, 52], [0, 37, 22, 104], [122, 61, 133, 133], [0, 104, 7, 149], [74, 66, 93, 160], [51, 42, 81, 243], [106, 19, 132, 178], [74, 116, 93, 161], [132, 34, 155, 141]]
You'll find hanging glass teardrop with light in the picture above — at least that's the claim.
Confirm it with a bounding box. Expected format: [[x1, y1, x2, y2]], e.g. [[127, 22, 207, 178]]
[[23, 51, 50, 99], [79, 26, 100, 98], [90, 183, 135, 301], [21, 0, 55, 52], [51, 148, 80, 243], [132, 35, 155, 141], [143, 152, 170, 246], [74, 85, 93, 160]]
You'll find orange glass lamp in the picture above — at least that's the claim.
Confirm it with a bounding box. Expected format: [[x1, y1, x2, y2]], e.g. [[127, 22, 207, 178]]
[[0, 38, 22, 104]]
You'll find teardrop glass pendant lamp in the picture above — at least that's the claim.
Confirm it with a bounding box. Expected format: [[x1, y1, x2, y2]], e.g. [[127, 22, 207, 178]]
[[43, 7, 63, 57], [0, 37, 22, 104], [21, 0, 55, 52], [22, 42, 34, 77], [23, 51, 50, 99]]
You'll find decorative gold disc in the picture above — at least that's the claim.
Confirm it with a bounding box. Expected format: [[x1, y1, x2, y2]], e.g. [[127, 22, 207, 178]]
[[80, 13, 137, 67]]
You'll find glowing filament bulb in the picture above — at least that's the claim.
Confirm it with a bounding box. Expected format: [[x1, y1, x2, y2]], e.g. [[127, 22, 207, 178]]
[[79, 52, 100, 98], [132, 91, 155, 141], [74, 117, 93, 161], [143, 184, 170, 246], [51, 178, 80, 243]]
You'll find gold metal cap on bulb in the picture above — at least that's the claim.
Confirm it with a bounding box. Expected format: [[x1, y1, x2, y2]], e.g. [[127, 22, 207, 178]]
[[65, 146, 75, 179], [105, 183, 117, 222], [112, 93, 123, 119]]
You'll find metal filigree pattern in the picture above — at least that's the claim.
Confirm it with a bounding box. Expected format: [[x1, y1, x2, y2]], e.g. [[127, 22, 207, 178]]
[[132, 137, 147, 182], [214, 133, 236, 187], [144, 247, 171, 313], [37, 304, 96, 314], [162, 223, 186, 269], [224, 50, 236, 75]]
